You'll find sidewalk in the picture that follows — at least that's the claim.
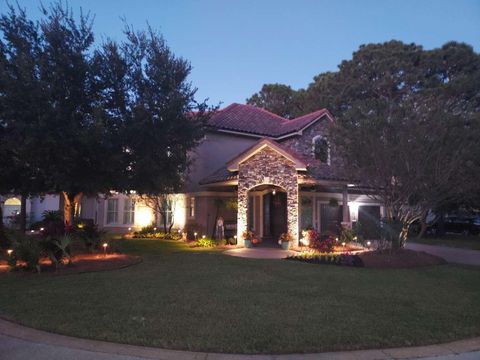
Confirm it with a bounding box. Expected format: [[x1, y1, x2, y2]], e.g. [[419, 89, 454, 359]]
[[1, 318, 479, 360]]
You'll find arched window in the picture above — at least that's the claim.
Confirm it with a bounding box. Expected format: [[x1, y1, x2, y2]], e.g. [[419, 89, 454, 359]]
[[312, 135, 330, 165]]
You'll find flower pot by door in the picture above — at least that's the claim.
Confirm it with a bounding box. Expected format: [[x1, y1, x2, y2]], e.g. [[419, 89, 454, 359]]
[[244, 239, 252, 248], [281, 241, 290, 250]]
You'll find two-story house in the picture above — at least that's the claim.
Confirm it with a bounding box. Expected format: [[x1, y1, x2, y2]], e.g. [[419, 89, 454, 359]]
[[3, 103, 383, 246]]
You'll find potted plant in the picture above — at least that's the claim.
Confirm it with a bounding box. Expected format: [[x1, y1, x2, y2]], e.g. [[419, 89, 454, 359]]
[[242, 230, 255, 248], [278, 232, 293, 250]]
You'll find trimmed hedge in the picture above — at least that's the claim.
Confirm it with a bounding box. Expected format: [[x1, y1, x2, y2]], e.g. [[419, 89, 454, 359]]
[[286, 253, 364, 267]]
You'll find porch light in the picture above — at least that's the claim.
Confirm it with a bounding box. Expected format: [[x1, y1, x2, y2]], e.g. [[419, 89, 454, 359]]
[[272, 189, 276, 196], [7, 249, 13, 256]]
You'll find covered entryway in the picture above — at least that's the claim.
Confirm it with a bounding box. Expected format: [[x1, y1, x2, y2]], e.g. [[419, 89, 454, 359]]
[[247, 185, 287, 246]]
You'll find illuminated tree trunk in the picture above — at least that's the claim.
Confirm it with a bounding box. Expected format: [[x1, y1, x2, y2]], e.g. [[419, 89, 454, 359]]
[[62, 192, 75, 231], [20, 194, 27, 232]]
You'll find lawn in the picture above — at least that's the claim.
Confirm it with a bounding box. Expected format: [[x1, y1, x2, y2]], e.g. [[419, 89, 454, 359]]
[[409, 235, 480, 250], [0, 239, 480, 354]]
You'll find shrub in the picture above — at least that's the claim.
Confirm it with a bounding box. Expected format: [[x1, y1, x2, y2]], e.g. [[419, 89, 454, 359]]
[[194, 237, 217, 248], [131, 227, 182, 240], [307, 230, 335, 253], [9, 232, 42, 272], [74, 221, 105, 251]]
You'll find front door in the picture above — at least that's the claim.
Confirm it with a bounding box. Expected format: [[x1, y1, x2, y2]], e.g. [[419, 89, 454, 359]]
[[263, 192, 287, 244]]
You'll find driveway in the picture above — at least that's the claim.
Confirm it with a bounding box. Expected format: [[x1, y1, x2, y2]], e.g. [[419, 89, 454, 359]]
[[1, 318, 480, 360], [406, 243, 480, 266]]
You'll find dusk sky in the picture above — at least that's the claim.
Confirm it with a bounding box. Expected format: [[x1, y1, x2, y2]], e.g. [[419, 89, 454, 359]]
[[8, 0, 480, 107]]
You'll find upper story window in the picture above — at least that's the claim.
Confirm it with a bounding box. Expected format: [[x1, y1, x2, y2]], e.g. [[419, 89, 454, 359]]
[[106, 198, 119, 224], [312, 135, 331, 165], [123, 198, 135, 224]]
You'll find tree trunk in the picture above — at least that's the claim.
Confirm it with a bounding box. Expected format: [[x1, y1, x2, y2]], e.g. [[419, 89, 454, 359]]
[[62, 192, 75, 231], [416, 215, 428, 239], [0, 201, 9, 249], [20, 194, 27, 232], [73, 192, 83, 218], [162, 211, 167, 233]]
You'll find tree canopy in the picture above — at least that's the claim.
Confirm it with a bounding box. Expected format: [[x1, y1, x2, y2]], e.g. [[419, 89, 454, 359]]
[[248, 40, 480, 246], [0, 2, 211, 229]]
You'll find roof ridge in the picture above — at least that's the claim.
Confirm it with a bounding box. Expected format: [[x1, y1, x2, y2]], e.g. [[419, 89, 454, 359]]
[[240, 103, 288, 123]]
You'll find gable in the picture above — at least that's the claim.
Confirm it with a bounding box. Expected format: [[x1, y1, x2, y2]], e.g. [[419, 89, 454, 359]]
[[226, 139, 307, 172]]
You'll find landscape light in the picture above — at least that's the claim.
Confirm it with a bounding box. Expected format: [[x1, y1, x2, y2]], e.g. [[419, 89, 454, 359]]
[[153, 227, 157, 231], [342, 242, 346, 247], [128, 227, 132, 231], [7, 249, 13, 256], [30, 230, 34, 233], [367, 241, 371, 249], [40, 227, 44, 231], [202, 235, 206, 239], [102, 243, 108, 256]]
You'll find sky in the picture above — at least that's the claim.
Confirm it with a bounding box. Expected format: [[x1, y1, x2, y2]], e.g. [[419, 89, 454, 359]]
[[4, 0, 480, 106]]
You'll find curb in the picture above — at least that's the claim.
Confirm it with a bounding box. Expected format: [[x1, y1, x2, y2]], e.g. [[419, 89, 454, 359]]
[[1, 318, 480, 360]]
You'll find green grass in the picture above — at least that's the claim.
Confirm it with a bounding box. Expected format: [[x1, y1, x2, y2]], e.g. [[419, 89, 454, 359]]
[[409, 235, 480, 250], [1, 239, 480, 354]]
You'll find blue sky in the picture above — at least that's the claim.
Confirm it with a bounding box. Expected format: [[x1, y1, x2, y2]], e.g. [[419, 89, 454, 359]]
[[5, 0, 480, 106]]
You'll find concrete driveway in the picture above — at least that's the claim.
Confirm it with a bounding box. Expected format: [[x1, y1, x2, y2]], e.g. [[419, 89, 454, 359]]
[[406, 243, 480, 266]]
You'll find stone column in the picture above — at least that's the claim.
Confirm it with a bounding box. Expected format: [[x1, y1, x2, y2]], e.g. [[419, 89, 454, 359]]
[[237, 183, 247, 247], [286, 183, 299, 247], [342, 186, 350, 228]]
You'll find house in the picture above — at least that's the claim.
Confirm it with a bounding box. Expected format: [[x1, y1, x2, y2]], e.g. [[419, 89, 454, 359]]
[[1, 104, 383, 246]]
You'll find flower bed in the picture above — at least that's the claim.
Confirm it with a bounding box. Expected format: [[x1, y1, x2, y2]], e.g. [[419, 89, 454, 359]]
[[286, 253, 364, 267]]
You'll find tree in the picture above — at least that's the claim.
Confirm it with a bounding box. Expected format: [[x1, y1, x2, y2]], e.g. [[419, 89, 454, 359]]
[[95, 26, 212, 223], [329, 41, 480, 247], [246, 83, 303, 119], [0, 4, 49, 232], [37, 3, 119, 228]]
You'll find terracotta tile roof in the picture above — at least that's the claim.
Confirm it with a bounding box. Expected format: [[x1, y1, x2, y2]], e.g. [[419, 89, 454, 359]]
[[208, 103, 331, 138]]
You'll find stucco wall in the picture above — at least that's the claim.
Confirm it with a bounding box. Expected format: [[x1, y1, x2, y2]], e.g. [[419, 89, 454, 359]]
[[186, 131, 257, 191]]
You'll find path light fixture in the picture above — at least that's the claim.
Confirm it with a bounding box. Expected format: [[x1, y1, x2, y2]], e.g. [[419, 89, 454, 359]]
[[342, 242, 346, 250], [40, 227, 44, 231], [7, 249, 13, 256], [194, 232, 198, 240], [102, 243, 108, 257], [367, 241, 371, 249], [153, 227, 157, 231], [30, 230, 34, 233], [128, 227, 132, 231], [202, 235, 206, 239]]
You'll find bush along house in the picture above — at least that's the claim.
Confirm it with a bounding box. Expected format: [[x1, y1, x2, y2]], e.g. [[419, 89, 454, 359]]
[[6, 104, 383, 247]]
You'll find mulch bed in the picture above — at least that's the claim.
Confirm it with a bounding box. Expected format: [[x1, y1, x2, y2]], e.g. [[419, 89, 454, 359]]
[[359, 249, 447, 268], [0, 253, 142, 275]]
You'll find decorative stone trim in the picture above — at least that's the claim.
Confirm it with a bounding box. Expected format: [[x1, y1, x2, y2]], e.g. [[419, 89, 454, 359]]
[[237, 147, 299, 247]]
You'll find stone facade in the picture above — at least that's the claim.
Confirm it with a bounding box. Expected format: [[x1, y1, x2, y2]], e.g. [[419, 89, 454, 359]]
[[280, 118, 344, 181], [237, 147, 299, 247]]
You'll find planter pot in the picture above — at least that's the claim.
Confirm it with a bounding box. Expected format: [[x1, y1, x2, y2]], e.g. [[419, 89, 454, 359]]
[[281, 241, 290, 250], [244, 239, 252, 248]]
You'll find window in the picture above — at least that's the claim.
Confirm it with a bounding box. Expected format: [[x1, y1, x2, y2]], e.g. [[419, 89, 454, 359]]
[[106, 199, 119, 224], [123, 198, 135, 224], [188, 197, 195, 218], [312, 135, 330, 164]]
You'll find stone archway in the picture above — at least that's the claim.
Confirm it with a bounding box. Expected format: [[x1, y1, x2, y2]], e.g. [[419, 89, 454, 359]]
[[237, 147, 299, 247]]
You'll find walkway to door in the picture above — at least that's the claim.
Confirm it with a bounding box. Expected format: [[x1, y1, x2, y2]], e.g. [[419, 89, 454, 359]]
[[224, 247, 295, 259]]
